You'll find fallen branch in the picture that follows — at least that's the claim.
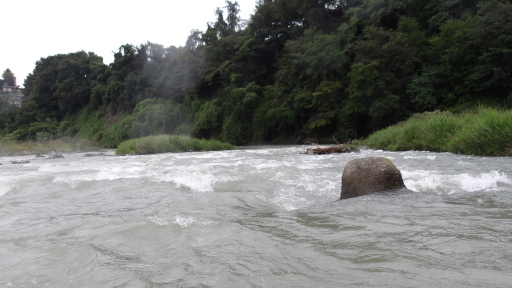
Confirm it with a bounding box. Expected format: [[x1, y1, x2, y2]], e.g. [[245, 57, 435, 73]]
[[305, 144, 360, 155]]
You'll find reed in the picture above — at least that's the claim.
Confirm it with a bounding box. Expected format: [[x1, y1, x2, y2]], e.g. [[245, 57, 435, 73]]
[[364, 108, 512, 156], [447, 108, 512, 156], [0, 138, 98, 156], [116, 134, 235, 155]]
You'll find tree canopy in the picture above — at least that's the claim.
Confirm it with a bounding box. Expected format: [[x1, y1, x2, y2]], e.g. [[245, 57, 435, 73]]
[[3, 0, 512, 145], [1, 68, 16, 87]]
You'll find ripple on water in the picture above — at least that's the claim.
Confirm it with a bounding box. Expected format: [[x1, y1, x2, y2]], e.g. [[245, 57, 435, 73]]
[[1, 147, 512, 287]]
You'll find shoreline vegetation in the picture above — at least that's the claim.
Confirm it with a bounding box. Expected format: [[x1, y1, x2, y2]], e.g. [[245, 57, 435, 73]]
[[305, 144, 360, 155], [362, 108, 512, 156], [1, 107, 511, 157], [2, 1, 512, 157], [0, 138, 100, 156], [115, 134, 235, 155]]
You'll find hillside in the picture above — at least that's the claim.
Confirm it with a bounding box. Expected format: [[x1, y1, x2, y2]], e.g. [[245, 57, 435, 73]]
[[1, 0, 511, 147]]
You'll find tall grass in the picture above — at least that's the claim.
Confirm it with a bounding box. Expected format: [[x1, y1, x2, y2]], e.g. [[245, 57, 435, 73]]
[[116, 134, 235, 155], [0, 138, 98, 155], [448, 108, 512, 156], [364, 108, 512, 156]]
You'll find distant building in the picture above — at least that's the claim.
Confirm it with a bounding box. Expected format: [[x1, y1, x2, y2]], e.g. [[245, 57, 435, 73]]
[[2, 83, 17, 92]]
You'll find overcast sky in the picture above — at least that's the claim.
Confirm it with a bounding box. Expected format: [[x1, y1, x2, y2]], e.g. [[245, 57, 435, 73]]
[[2, 0, 257, 87]]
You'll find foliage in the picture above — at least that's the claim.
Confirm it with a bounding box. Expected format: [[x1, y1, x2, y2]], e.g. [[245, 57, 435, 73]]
[[5, 118, 60, 142], [130, 98, 190, 138], [116, 134, 235, 155], [0, 98, 16, 132], [3, 0, 512, 153], [448, 108, 512, 156], [0, 138, 98, 155], [1, 68, 16, 87], [23, 51, 106, 120], [221, 82, 262, 145], [75, 110, 106, 143], [364, 108, 512, 156], [100, 113, 133, 148]]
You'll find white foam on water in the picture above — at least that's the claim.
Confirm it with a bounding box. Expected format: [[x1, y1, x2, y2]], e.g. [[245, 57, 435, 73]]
[[296, 161, 332, 170], [146, 215, 172, 226], [96, 165, 147, 180], [256, 192, 303, 211], [0, 170, 46, 196], [174, 215, 197, 227], [44, 157, 239, 194], [0, 184, 16, 197], [146, 215, 214, 227], [254, 161, 292, 170], [272, 198, 301, 211], [403, 170, 511, 194], [457, 170, 511, 192], [171, 173, 217, 193], [53, 173, 99, 188], [404, 155, 437, 160], [38, 162, 84, 173]]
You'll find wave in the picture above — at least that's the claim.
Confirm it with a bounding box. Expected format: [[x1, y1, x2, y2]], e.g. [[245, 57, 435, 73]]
[[146, 215, 214, 227], [403, 170, 511, 194]]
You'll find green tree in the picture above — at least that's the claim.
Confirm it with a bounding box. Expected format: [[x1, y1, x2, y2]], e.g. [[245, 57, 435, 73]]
[[225, 1, 241, 33], [272, 30, 348, 139], [2, 68, 16, 87], [426, 16, 478, 106], [469, 0, 512, 98], [221, 82, 262, 145], [95, 44, 152, 113], [346, 23, 422, 133], [0, 98, 16, 131], [23, 51, 106, 118], [130, 98, 190, 138], [7, 52, 106, 140]]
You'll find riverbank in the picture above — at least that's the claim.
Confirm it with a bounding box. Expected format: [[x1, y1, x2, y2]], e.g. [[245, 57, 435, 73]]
[[363, 107, 512, 156], [3, 107, 510, 157], [115, 134, 235, 155], [0, 138, 100, 156]]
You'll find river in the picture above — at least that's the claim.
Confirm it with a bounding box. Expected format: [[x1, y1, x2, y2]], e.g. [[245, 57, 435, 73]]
[[1, 146, 511, 287]]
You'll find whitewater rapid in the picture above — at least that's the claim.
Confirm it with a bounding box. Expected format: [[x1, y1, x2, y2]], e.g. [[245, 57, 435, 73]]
[[1, 146, 511, 287]]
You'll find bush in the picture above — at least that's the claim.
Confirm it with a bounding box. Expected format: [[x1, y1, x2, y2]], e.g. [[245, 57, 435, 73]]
[[101, 114, 134, 148], [116, 134, 235, 155], [0, 138, 98, 155], [130, 99, 190, 138], [76, 111, 105, 142], [447, 108, 512, 156], [364, 108, 512, 156]]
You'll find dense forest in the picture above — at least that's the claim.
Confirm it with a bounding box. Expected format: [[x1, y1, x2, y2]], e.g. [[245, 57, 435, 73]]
[[1, 0, 511, 146]]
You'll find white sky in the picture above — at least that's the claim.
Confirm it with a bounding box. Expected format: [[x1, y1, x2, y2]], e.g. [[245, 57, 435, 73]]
[[2, 0, 258, 87]]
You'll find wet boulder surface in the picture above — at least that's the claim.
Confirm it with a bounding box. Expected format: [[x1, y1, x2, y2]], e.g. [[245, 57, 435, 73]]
[[340, 157, 407, 200]]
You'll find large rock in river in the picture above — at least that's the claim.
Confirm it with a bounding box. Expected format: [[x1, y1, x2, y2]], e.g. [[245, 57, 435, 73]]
[[340, 157, 406, 200]]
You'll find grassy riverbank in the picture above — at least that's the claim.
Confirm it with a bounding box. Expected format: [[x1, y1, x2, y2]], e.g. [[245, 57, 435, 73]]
[[0, 138, 99, 156], [363, 108, 512, 156], [116, 134, 235, 155]]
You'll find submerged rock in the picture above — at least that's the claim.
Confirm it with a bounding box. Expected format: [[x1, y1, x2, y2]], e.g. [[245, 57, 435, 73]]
[[340, 157, 407, 200], [84, 152, 106, 157], [11, 160, 30, 164], [47, 151, 64, 159]]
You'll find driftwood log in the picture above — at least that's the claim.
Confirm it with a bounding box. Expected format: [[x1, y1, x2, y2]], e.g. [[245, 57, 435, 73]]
[[305, 145, 360, 155]]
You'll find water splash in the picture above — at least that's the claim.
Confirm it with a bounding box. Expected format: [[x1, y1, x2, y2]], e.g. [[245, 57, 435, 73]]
[[403, 170, 511, 194]]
